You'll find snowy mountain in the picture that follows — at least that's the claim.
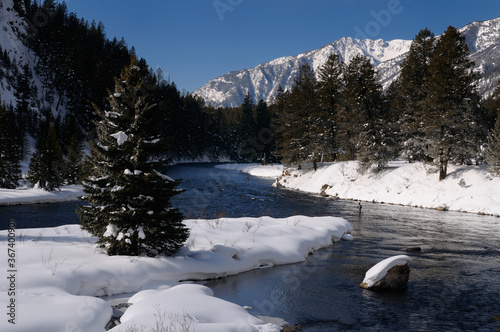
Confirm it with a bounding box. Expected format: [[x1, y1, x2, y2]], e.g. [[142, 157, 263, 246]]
[[0, 0, 58, 111], [194, 17, 500, 108], [460, 17, 500, 99], [0, 0, 32, 105]]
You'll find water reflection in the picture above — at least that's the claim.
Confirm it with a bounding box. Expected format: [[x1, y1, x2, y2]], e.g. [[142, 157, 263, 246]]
[[0, 201, 82, 229], [166, 165, 500, 331]]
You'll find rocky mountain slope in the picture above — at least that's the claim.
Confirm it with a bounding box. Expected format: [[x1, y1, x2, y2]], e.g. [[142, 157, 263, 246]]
[[194, 17, 500, 108]]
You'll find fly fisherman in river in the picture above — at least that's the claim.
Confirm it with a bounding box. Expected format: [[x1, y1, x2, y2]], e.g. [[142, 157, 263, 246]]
[[358, 202, 362, 214]]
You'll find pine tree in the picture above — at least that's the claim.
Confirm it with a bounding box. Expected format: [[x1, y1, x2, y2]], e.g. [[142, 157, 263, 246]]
[[238, 91, 257, 162], [271, 63, 321, 169], [27, 122, 64, 191], [0, 103, 22, 189], [255, 99, 272, 164], [78, 57, 189, 257], [483, 83, 500, 130], [290, 63, 323, 169], [422, 26, 481, 180], [486, 116, 500, 176], [397, 28, 435, 162], [64, 135, 84, 184], [317, 53, 345, 162], [14, 64, 35, 159], [337, 55, 370, 161], [272, 85, 296, 166], [338, 55, 391, 171]]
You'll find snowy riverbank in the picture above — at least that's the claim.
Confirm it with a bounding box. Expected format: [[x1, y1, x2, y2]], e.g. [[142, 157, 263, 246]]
[[0, 185, 84, 206], [215, 163, 285, 178], [229, 161, 500, 217], [0, 216, 352, 331]]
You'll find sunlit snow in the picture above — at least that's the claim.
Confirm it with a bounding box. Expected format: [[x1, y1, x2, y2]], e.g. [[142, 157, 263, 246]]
[[236, 161, 500, 216], [0, 215, 352, 331], [111, 131, 128, 146], [361, 255, 412, 288]]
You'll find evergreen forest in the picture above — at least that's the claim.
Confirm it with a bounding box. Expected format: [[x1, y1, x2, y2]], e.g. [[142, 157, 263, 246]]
[[2, 0, 500, 194]]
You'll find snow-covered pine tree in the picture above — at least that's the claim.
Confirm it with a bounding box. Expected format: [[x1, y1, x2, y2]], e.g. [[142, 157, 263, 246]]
[[422, 26, 481, 180], [27, 122, 64, 191], [0, 103, 21, 189], [78, 57, 189, 257], [486, 116, 500, 176]]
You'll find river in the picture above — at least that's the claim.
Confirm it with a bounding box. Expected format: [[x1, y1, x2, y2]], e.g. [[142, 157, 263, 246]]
[[0, 163, 499, 331]]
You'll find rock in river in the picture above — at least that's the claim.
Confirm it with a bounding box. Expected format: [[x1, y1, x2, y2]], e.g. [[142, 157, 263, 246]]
[[360, 255, 412, 291]]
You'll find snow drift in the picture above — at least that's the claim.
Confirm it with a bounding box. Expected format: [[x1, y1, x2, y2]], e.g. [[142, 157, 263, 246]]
[[0, 216, 352, 331]]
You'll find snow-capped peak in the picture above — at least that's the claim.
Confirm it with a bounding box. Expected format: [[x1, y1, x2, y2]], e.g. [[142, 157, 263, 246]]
[[194, 16, 500, 108]]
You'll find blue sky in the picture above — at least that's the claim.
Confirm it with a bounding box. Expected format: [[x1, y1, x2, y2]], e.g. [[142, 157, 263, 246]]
[[59, 0, 500, 93]]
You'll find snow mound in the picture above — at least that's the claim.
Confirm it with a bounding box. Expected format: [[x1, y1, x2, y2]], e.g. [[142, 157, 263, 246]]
[[362, 255, 412, 288], [114, 284, 280, 332]]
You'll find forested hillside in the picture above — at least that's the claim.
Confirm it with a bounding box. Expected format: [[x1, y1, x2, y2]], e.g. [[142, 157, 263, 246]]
[[0, 0, 256, 191], [1, 0, 500, 192]]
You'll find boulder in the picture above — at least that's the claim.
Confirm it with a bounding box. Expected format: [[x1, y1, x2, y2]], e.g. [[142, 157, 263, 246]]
[[360, 255, 411, 291]]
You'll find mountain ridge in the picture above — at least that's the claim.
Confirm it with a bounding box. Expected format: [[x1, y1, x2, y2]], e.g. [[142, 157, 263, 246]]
[[194, 16, 500, 108]]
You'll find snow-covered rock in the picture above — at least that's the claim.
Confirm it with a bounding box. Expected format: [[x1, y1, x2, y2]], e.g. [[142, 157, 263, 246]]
[[360, 255, 412, 291], [195, 17, 500, 107]]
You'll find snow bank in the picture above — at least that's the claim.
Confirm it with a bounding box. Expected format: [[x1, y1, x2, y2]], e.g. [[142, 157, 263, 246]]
[[216, 163, 284, 178], [271, 161, 500, 216], [115, 284, 279, 332], [0, 185, 84, 206], [361, 255, 412, 288], [0, 216, 352, 331]]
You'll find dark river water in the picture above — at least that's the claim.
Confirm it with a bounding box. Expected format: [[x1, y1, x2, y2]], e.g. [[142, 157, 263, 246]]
[[0, 163, 499, 331]]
